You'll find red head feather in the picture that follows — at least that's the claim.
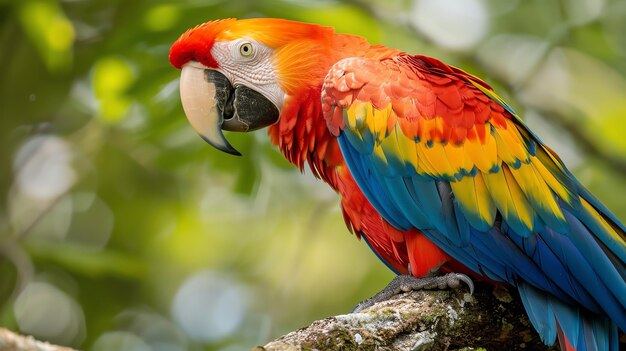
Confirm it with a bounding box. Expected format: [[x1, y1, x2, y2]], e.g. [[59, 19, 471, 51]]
[[169, 19, 236, 69]]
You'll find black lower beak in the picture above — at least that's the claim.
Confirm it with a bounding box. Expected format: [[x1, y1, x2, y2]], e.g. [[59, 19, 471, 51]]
[[179, 65, 280, 156], [206, 70, 280, 133]]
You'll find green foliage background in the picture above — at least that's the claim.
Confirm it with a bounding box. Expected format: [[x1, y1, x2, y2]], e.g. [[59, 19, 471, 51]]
[[0, 0, 625, 350]]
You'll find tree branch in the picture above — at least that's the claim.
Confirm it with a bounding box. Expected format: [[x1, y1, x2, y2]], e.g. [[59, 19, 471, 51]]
[[0, 328, 76, 351], [256, 283, 557, 351]]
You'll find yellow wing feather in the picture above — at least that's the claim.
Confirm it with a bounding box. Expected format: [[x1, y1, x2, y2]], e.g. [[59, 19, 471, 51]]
[[328, 56, 574, 235]]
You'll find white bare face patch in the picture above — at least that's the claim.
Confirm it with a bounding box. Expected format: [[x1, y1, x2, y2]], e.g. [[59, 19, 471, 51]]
[[211, 39, 285, 110]]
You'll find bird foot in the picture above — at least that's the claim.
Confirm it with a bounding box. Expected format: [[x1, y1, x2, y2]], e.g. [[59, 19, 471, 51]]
[[353, 273, 474, 312]]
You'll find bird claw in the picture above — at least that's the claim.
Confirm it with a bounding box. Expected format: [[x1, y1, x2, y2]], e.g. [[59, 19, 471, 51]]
[[443, 273, 474, 295], [353, 273, 474, 312]]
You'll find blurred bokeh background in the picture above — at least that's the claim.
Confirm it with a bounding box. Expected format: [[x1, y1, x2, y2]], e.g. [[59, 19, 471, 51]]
[[0, 0, 625, 350]]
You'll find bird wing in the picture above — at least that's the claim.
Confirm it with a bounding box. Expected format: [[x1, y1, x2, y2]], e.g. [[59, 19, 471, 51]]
[[322, 54, 626, 342]]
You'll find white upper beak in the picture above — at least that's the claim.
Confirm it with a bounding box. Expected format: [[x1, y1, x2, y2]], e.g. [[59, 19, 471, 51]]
[[179, 62, 241, 155]]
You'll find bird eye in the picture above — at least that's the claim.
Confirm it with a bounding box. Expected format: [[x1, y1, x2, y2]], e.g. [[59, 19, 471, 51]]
[[239, 43, 253, 57]]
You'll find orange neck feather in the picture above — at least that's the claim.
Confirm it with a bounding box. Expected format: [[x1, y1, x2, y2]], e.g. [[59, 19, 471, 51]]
[[268, 33, 400, 188]]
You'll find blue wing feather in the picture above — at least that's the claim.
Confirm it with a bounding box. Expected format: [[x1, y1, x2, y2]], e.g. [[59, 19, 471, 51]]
[[381, 176, 431, 229], [338, 135, 411, 229]]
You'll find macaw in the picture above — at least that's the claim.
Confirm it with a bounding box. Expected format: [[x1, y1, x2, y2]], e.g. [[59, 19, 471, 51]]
[[169, 18, 626, 350]]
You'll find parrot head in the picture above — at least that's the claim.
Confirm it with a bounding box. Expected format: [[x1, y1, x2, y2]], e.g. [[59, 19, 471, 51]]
[[169, 18, 339, 156]]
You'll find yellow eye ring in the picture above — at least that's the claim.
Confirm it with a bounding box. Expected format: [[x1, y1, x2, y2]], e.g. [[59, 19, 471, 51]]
[[239, 43, 253, 57]]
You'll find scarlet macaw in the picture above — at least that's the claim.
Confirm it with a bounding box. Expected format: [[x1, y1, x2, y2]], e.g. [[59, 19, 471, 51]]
[[169, 18, 626, 350]]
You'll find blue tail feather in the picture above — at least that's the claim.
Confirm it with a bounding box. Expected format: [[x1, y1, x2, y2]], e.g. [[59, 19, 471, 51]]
[[518, 282, 618, 351]]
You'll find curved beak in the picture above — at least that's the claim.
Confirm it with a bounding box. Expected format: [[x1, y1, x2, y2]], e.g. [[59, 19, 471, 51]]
[[179, 62, 280, 156]]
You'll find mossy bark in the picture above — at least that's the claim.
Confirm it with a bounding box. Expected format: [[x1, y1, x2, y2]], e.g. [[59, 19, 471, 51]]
[[256, 283, 558, 351]]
